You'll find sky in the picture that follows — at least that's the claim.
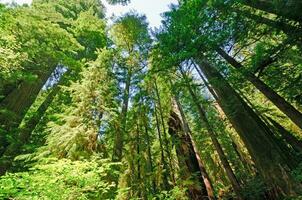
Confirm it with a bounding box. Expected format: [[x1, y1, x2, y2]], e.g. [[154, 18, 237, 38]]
[[0, 0, 178, 28]]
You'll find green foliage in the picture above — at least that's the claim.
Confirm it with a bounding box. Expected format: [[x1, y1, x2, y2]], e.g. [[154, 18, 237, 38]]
[[0, 157, 120, 199], [1, 0, 302, 199], [110, 12, 151, 52], [153, 186, 189, 200], [32, 0, 105, 19], [71, 10, 107, 59], [43, 49, 119, 159]]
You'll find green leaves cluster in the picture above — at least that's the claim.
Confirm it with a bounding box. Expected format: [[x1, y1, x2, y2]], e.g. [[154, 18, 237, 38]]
[[0, 157, 120, 199]]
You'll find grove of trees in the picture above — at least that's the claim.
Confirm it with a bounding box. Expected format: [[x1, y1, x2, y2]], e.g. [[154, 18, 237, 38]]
[[0, 0, 301, 199]]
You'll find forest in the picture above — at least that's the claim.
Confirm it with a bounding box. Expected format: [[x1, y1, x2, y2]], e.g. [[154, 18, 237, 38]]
[[0, 0, 302, 199]]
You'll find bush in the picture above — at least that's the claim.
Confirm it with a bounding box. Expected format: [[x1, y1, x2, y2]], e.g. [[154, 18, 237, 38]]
[[0, 157, 120, 199]]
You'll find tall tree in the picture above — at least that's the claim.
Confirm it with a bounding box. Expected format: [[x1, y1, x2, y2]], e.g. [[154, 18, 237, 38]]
[[110, 12, 151, 161], [196, 59, 301, 196]]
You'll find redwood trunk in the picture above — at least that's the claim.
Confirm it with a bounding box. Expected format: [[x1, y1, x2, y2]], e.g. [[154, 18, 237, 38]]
[[0, 66, 56, 132], [168, 109, 209, 200], [174, 96, 216, 200], [0, 81, 61, 175], [216, 48, 302, 130], [196, 58, 301, 196]]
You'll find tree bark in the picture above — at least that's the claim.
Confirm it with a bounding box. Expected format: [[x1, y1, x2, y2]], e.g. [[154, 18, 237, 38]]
[[195, 58, 301, 197], [0, 66, 56, 133], [173, 96, 216, 200], [216, 48, 302, 130], [168, 107, 209, 200]]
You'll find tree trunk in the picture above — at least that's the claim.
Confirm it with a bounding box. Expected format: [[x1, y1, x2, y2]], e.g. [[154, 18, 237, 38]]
[[179, 69, 243, 199], [231, 140, 255, 174], [173, 96, 216, 200], [168, 107, 209, 200], [0, 65, 56, 132], [154, 81, 176, 184], [0, 82, 18, 103], [144, 119, 157, 194], [0, 85, 61, 175], [236, 8, 301, 35], [112, 69, 131, 162], [240, 0, 302, 23], [0, 65, 56, 159], [136, 124, 142, 198], [154, 102, 171, 190], [195, 58, 301, 197], [216, 48, 302, 130]]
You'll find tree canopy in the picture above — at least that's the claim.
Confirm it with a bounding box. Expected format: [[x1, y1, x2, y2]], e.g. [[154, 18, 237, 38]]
[[0, 0, 302, 199]]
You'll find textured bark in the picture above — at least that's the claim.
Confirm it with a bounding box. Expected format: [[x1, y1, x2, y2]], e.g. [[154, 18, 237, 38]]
[[112, 69, 131, 162], [0, 66, 56, 159], [240, 0, 302, 23], [174, 96, 216, 200], [216, 48, 302, 130], [0, 66, 56, 132], [196, 58, 301, 196], [168, 108, 209, 200]]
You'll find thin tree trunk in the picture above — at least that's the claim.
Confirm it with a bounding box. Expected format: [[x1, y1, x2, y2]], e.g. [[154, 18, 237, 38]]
[[112, 69, 131, 162], [154, 102, 171, 190], [144, 118, 157, 194], [136, 124, 142, 198], [216, 48, 302, 130], [154, 81, 176, 184], [231, 140, 255, 174], [179, 68, 243, 199], [195, 58, 301, 196], [234, 8, 302, 41]]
